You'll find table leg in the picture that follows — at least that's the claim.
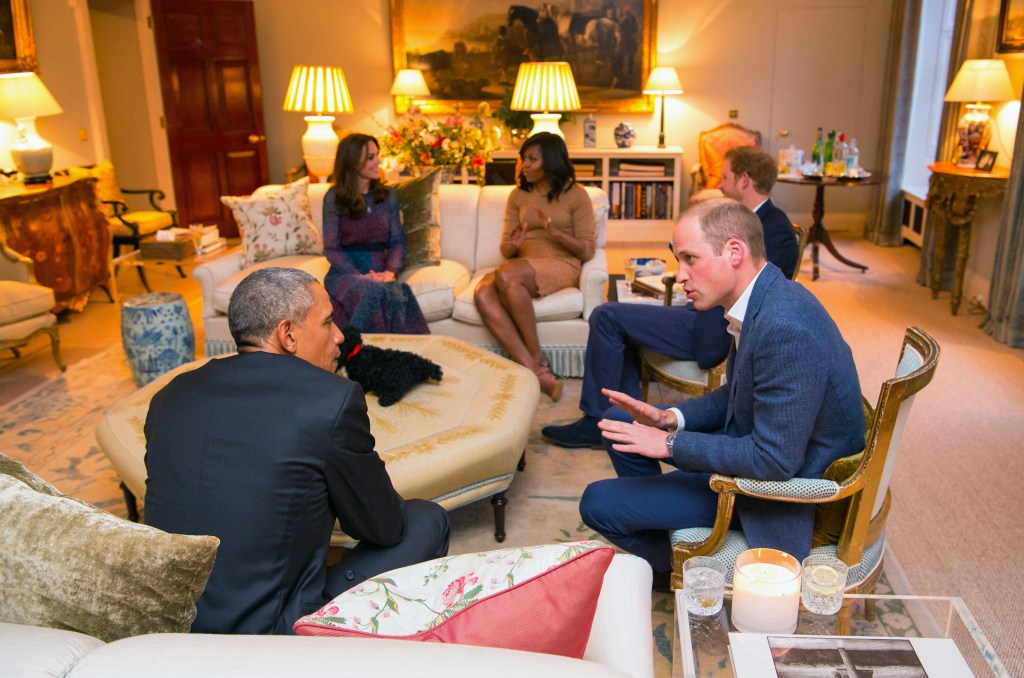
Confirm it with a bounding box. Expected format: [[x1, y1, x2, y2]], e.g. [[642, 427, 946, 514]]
[[930, 215, 946, 300], [951, 209, 975, 316], [806, 183, 868, 281]]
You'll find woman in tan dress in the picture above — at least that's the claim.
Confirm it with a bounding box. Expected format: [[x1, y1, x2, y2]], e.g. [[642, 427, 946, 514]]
[[474, 133, 596, 401]]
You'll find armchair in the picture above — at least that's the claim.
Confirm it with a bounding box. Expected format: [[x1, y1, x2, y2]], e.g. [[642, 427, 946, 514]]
[[62, 161, 178, 292], [667, 327, 940, 610], [0, 233, 65, 371], [689, 123, 761, 197], [639, 224, 807, 399]]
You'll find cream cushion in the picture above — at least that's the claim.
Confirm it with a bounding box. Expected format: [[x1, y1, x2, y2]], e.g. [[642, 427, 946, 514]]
[[0, 281, 54, 325]]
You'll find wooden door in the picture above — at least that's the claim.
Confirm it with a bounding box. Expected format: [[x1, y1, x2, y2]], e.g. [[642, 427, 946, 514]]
[[151, 0, 268, 236]]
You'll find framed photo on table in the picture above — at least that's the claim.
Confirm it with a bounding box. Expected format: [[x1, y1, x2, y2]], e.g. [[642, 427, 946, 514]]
[[998, 0, 1024, 52], [389, 0, 655, 114], [0, 0, 37, 73], [976, 149, 998, 172]]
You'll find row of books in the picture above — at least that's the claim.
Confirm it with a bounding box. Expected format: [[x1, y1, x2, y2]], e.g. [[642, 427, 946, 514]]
[[573, 162, 599, 177], [609, 181, 674, 220]]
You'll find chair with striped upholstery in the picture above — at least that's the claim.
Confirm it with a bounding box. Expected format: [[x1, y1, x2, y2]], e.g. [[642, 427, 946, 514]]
[[667, 327, 940, 614]]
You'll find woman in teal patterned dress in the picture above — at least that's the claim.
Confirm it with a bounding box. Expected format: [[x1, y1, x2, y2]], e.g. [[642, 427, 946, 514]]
[[322, 133, 428, 334]]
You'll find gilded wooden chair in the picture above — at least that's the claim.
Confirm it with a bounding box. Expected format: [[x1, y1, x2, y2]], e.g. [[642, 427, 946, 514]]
[[639, 224, 806, 400], [689, 122, 762, 197], [667, 327, 940, 611]]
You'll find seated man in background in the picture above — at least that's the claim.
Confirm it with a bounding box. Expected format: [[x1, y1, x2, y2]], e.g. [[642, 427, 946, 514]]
[[580, 199, 864, 590], [144, 267, 450, 634], [542, 145, 799, 449]]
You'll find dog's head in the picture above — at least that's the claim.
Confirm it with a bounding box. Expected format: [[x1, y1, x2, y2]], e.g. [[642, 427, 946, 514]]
[[336, 326, 363, 369]]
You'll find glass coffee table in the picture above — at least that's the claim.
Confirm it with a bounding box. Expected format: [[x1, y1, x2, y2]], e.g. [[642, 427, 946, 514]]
[[673, 591, 1007, 677]]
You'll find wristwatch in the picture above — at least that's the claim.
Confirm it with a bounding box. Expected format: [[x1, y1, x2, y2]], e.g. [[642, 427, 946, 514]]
[[665, 431, 677, 456]]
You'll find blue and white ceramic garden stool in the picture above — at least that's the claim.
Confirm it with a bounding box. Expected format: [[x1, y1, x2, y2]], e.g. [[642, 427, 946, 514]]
[[121, 292, 195, 387]]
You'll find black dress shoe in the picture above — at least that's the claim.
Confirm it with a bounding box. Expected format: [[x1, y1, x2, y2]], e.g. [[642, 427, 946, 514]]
[[541, 416, 604, 449]]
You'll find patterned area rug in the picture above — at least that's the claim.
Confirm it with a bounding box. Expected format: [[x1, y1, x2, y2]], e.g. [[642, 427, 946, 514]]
[[1, 345, 919, 676]]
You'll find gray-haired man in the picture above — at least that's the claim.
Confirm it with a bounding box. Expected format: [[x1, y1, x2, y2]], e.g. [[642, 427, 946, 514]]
[[145, 267, 450, 634]]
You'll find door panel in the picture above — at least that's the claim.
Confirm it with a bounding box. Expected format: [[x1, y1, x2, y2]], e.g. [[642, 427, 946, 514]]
[[152, 0, 268, 236]]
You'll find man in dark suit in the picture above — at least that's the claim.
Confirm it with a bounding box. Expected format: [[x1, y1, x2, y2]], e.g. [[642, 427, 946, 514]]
[[144, 267, 450, 634], [580, 199, 863, 589], [542, 145, 799, 449]]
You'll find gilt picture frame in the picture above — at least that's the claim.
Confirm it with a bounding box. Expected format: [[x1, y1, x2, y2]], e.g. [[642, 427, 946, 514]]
[[389, 0, 656, 115], [998, 0, 1024, 53], [0, 0, 37, 73]]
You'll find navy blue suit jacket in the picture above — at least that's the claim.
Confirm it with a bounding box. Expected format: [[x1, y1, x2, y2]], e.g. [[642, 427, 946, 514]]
[[673, 263, 865, 560], [144, 352, 405, 634], [692, 198, 799, 368]]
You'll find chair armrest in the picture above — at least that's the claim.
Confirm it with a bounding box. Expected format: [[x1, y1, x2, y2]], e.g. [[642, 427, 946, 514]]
[[580, 248, 608, 321], [121, 187, 168, 212], [192, 248, 244, 318], [0, 239, 35, 283]]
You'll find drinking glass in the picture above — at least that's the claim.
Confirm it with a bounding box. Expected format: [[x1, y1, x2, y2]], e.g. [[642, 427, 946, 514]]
[[624, 259, 637, 285], [682, 556, 726, 616], [801, 554, 849, 615]]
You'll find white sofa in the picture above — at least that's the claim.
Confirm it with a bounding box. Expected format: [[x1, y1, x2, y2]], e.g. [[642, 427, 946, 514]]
[[193, 182, 609, 377], [2, 554, 654, 678]]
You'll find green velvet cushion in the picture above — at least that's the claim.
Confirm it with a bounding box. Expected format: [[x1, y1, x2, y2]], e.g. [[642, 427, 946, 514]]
[[0, 454, 219, 642], [811, 398, 876, 548], [394, 168, 444, 271]]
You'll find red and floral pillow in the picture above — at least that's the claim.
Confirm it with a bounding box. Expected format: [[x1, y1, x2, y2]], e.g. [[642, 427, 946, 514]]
[[294, 541, 614, 659]]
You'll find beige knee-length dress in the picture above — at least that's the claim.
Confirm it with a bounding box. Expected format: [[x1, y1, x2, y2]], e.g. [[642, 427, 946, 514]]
[[500, 183, 596, 297]]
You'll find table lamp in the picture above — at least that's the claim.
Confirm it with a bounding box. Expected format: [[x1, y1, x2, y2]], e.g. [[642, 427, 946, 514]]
[[642, 67, 683, 148], [510, 62, 581, 138], [283, 65, 353, 182], [0, 72, 64, 185], [390, 69, 430, 115], [944, 59, 1015, 167]]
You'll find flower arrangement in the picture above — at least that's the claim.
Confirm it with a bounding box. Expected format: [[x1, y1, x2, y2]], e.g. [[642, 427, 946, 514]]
[[379, 106, 500, 185]]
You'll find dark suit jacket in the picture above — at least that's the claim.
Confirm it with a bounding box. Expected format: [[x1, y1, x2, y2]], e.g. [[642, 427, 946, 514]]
[[144, 352, 404, 635], [692, 198, 800, 368], [673, 263, 865, 560]]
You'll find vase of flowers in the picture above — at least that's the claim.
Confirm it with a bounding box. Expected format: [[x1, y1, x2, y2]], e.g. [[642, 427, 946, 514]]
[[379, 107, 499, 185]]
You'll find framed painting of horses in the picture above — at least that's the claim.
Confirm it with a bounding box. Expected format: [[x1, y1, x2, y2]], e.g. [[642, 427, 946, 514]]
[[0, 0, 37, 73], [389, 0, 656, 114]]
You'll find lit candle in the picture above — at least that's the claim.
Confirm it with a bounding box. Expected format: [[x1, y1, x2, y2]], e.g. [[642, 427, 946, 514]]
[[731, 548, 802, 634]]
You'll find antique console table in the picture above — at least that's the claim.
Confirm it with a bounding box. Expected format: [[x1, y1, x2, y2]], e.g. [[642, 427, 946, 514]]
[[0, 177, 110, 313], [926, 161, 1008, 315]]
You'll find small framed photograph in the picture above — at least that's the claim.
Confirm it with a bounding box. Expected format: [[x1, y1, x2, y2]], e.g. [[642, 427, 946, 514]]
[[976, 149, 998, 172]]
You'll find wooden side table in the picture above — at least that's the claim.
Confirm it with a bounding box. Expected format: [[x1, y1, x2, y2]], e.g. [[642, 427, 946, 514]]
[[926, 161, 1008, 315], [0, 177, 111, 313]]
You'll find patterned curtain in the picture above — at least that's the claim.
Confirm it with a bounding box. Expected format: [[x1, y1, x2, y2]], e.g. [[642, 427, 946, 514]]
[[981, 88, 1024, 346]]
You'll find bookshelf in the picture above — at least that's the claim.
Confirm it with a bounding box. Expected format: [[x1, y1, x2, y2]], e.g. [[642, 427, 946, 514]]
[[491, 146, 683, 242]]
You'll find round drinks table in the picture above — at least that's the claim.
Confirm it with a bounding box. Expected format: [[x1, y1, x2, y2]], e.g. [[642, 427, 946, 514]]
[[777, 173, 887, 281]]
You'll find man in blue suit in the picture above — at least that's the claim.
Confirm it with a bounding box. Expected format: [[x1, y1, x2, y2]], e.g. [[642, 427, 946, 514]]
[[579, 199, 863, 590], [145, 268, 450, 634], [543, 146, 799, 448]]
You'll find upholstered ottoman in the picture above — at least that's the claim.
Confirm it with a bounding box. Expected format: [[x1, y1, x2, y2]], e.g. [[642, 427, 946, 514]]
[[96, 335, 540, 542]]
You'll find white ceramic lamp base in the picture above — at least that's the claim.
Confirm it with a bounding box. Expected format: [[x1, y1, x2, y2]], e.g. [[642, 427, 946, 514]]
[[528, 113, 564, 138], [302, 115, 340, 182]]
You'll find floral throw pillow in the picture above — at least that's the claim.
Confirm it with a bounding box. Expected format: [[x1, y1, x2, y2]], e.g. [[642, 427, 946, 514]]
[[221, 177, 323, 268], [294, 541, 614, 659]]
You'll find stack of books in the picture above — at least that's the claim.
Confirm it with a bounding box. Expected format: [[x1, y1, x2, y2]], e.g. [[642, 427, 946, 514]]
[[189, 224, 226, 255], [617, 161, 667, 177], [572, 162, 598, 178]]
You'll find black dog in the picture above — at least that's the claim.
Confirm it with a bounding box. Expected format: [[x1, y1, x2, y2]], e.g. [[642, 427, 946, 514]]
[[336, 327, 443, 407]]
